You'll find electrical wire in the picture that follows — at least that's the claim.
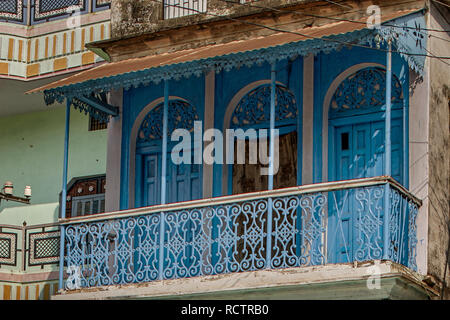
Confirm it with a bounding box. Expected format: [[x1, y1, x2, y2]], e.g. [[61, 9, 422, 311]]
[[222, 0, 450, 45], [220, 0, 450, 33], [423, 46, 450, 66], [322, 0, 353, 10], [431, 0, 450, 9], [156, 0, 450, 60]]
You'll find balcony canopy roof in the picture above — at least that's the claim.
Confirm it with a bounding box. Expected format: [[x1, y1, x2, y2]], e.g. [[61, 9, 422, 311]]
[[28, 9, 426, 116]]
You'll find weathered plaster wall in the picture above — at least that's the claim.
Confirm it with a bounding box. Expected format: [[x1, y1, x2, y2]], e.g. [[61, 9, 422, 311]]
[[0, 106, 107, 225], [111, 0, 312, 39], [409, 63, 429, 276], [106, 0, 426, 62], [111, 0, 162, 39], [426, 2, 450, 297]]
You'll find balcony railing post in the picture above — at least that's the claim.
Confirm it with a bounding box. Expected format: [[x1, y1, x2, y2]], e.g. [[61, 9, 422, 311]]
[[385, 39, 392, 177], [21, 221, 26, 272], [266, 62, 276, 268], [383, 40, 392, 260], [58, 99, 71, 291], [158, 79, 169, 280], [383, 183, 391, 260]]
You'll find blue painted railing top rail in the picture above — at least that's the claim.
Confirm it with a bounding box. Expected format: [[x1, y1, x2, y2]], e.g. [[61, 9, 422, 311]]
[[62, 176, 420, 290]]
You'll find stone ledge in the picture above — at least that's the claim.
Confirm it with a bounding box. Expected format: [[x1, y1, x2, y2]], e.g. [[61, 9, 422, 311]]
[[52, 260, 439, 300], [0, 271, 59, 284]]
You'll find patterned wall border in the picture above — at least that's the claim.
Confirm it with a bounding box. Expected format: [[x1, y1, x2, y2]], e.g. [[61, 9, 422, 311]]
[[0, 20, 110, 79], [0, 1, 111, 25], [0, 232, 17, 266], [33, 0, 87, 22], [0, 281, 59, 300], [28, 231, 60, 266], [0, 0, 24, 22]]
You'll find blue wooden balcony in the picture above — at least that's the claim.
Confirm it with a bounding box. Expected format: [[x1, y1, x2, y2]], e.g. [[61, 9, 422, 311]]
[[61, 176, 420, 290]]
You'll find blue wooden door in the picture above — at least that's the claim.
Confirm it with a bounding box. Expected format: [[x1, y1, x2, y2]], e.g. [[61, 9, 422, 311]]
[[139, 149, 202, 207], [142, 153, 161, 206], [329, 117, 403, 263], [169, 159, 201, 204]]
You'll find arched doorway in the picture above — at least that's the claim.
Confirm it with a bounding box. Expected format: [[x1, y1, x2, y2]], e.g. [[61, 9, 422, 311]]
[[327, 66, 405, 263], [228, 83, 300, 195], [225, 83, 300, 267], [135, 99, 201, 207]]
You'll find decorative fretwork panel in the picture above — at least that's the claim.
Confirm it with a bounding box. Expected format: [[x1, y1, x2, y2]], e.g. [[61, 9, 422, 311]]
[[0, 0, 19, 14], [353, 186, 385, 261], [65, 175, 106, 218], [29, 231, 60, 265], [0, 0, 23, 22], [330, 67, 404, 118], [407, 201, 418, 270], [64, 180, 419, 290], [1, 1, 110, 24], [231, 84, 298, 129], [0, 232, 17, 266], [137, 100, 200, 143], [33, 0, 86, 21]]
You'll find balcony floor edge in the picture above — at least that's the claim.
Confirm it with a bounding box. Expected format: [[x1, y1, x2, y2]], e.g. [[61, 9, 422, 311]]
[[51, 260, 437, 300]]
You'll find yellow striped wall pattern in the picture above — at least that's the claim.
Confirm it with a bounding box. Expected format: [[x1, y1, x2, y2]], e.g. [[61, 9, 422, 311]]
[[0, 281, 59, 300], [0, 20, 110, 79]]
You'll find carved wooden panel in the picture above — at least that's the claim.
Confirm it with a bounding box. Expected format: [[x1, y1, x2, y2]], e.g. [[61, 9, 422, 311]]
[[65, 175, 106, 218]]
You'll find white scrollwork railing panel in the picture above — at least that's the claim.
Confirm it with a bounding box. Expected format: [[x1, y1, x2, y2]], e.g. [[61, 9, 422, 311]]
[[232, 200, 268, 272], [389, 188, 404, 264], [271, 196, 301, 269], [298, 193, 327, 266], [134, 214, 161, 283], [354, 186, 384, 261], [163, 208, 212, 279], [407, 201, 418, 271]]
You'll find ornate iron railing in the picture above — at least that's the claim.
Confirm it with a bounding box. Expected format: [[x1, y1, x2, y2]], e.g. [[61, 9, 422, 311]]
[[62, 176, 420, 290]]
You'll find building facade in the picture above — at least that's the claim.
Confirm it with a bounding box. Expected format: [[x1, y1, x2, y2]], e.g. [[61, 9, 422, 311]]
[[21, 0, 450, 299], [0, 0, 111, 300]]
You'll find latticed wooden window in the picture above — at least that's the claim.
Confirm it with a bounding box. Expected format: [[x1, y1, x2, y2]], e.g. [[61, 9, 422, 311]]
[[72, 194, 105, 217], [65, 175, 106, 218], [89, 116, 107, 131]]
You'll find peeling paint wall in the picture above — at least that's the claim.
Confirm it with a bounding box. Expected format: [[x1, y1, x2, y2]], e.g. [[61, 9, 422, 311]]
[[111, 0, 162, 38], [427, 2, 450, 296], [107, 0, 426, 63], [110, 0, 314, 39], [409, 64, 429, 277]]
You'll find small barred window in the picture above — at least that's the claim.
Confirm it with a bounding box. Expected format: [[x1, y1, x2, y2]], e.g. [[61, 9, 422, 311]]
[[89, 116, 107, 131]]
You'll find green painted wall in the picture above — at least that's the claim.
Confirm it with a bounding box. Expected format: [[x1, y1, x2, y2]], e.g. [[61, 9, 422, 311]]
[[0, 105, 107, 225]]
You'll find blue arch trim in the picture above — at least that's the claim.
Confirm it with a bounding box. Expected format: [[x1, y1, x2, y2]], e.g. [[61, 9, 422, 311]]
[[230, 84, 298, 129], [329, 67, 404, 119], [137, 99, 200, 144]]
